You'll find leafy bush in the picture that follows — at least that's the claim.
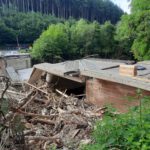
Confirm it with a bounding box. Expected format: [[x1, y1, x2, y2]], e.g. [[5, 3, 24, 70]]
[[31, 23, 69, 62], [32, 19, 118, 63], [81, 96, 150, 150], [116, 0, 150, 61]]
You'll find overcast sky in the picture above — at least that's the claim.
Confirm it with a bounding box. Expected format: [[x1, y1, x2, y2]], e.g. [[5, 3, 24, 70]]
[[111, 0, 131, 14]]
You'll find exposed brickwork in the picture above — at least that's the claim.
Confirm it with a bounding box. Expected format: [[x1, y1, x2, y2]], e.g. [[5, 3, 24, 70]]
[[86, 79, 150, 112]]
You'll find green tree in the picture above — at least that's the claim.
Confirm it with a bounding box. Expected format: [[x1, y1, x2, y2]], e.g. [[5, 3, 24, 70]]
[[70, 19, 100, 58], [115, 15, 135, 59], [31, 23, 69, 63], [131, 0, 150, 13], [0, 0, 123, 24], [115, 0, 150, 60], [100, 21, 116, 58], [0, 19, 14, 44], [0, 7, 63, 46], [31, 19, 118, 62]]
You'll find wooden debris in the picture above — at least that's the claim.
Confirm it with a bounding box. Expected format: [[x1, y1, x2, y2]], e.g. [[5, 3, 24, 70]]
[[55, 89, 68, 98], [25, 82, 48, 94], [21, 91, 38, 109], [0, 73, 104, 150], [30, 118, 55, 125]]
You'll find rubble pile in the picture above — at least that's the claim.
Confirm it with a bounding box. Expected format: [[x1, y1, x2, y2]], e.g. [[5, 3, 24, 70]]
[[0, 76, 104, 150]]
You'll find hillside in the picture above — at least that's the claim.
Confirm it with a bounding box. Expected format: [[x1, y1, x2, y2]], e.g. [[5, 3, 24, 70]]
[[0, 0, 123, 23]]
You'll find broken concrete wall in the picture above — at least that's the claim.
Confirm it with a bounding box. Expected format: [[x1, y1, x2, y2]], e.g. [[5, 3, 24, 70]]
[[0, 58, 6, 70], [86, 78, 150, 112], [0, 58, 7, 75], [50, 75, 85, 94], [6, 57, 31, 70]]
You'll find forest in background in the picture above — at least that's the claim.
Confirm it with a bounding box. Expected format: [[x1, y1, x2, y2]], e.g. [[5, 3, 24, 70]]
[[0, 9, 63, 45], [32, 0, 150, 62], [31, 19, 130, 63], [0, 0, 150, 61], [0, 0, 123, 47], [0, 0, 123, 24]]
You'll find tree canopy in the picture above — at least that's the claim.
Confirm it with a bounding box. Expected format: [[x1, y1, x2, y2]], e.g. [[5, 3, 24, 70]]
[[0, 0, 123, 24], [31, 19, 120, 63], [115, 0, 150, 60], [0, 8, 63, 45], [131, 0, 150, 13]]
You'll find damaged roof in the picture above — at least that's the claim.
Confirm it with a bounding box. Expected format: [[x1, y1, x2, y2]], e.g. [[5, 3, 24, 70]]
[[30, 59, 150, 91], [81, 60, 150, 91]]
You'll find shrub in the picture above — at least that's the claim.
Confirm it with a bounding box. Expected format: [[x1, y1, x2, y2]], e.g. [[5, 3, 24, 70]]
[[81, 96, 150, 150]]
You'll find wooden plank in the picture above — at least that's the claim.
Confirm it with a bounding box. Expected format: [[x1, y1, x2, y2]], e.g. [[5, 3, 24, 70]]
[[28, 68, 43, 84], [55, 89, 68, 98], [81, 70, 150, 91], [25, 82, 48, 95]]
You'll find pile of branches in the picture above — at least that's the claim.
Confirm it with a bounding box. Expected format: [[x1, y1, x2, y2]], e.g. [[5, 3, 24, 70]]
[[0, 76, 105, 150]]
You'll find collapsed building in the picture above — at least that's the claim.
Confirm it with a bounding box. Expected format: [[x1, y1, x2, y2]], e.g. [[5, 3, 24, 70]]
[[0, 58, 150, 149], [28, 59, 150, 112], [0, 51, 32, 83], [0, 55, 150, 112]]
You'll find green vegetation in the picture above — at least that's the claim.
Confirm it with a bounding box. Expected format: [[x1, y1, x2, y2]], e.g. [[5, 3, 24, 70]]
[[31, 20, 119, 63], [0, 7, 63, 45], [1, 0, 150, 62], [81, 95, 150, 150], [116, 0, 150, 60], [0, 0, 123, 24]]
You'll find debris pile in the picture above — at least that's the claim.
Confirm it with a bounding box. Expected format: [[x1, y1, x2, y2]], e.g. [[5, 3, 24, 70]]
[[0, 76, 104, 150]]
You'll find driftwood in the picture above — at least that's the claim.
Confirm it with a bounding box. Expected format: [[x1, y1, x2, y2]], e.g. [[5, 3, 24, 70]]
[[25, 136, 60, 141], [18, 90, 35, 108], [0, 89, 26, 96], [21, 91, 38, 109], [30, 118, 55, 125], [0, 73, 104, 150], [11, 108, 58, 118], [25, 82, 48, 94], [55, 89, 68, 98], [0, 76, 11, 99]]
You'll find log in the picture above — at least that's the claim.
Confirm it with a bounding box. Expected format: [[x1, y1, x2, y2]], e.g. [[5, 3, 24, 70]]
[[0, 89, 26, 96], [24, 129, 36, 136], [11, 108, 58, 118], [21, 91, 38, 109], [30, 118, 55, 125], [25, 136, 59, 141], [55, 89, 68, 98], [25, 82, 48, 95], [18, 90, 35, 107]]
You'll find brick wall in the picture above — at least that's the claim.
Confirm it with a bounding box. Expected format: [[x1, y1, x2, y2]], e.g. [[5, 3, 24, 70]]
[[86, 78, 150, 112]]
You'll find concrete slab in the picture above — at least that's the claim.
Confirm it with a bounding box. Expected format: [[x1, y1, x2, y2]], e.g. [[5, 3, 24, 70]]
[[6, 67, 20, 82], [18, 68, 33, 81]]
